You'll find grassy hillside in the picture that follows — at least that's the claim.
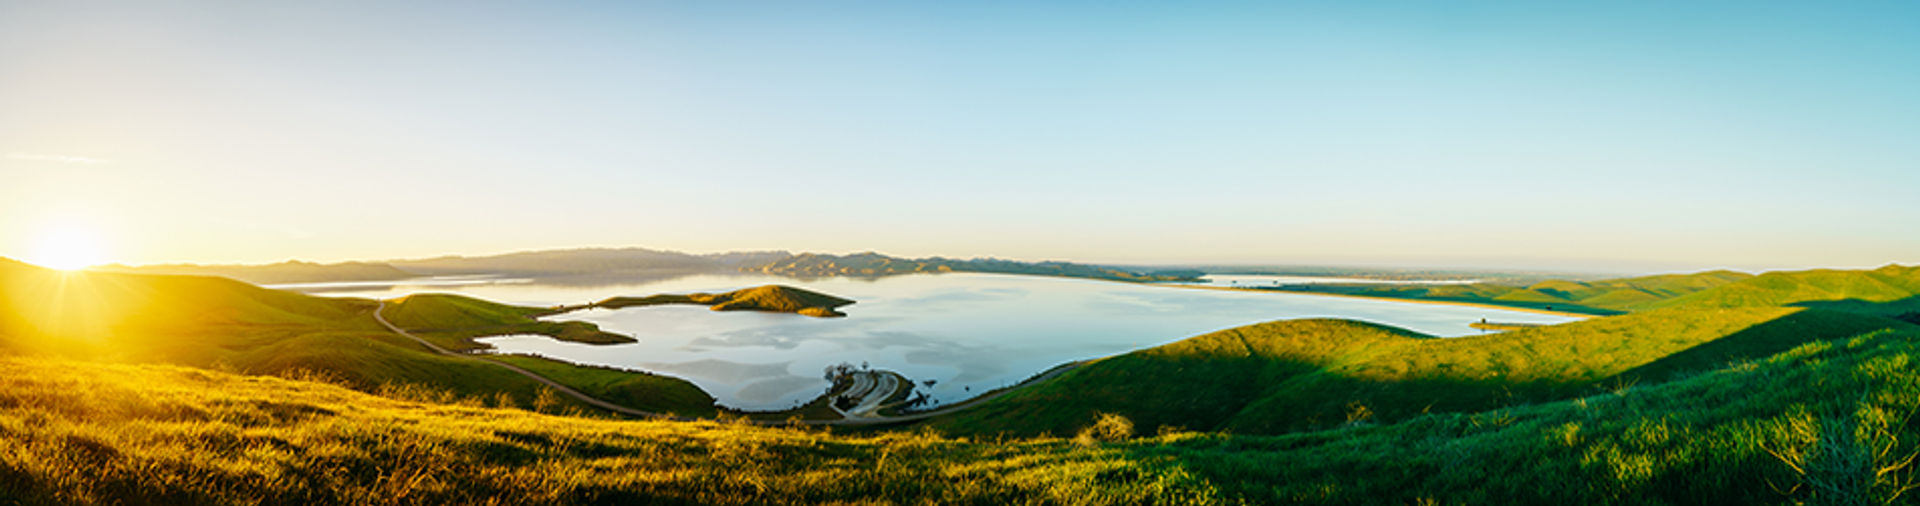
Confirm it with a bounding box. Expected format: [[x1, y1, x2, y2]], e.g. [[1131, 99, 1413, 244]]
[[0, 259, 708, 417], [489, 354, 720, 418], [930, 319, 1428, 436], [1657, 264, 1920, 315], [932, 305, 1917, 437], [0, 258, 376, 353], [5, 327, 1919, 505], [596, 285, 856, 317]]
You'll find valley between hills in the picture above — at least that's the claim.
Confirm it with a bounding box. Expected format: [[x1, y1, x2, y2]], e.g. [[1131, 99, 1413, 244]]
[[4, 254, 1920, 504]]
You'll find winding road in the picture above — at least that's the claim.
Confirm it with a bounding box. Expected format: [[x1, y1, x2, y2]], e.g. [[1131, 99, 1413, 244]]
[[373, 301, 699, 421], [372, 300, 1074, 426]]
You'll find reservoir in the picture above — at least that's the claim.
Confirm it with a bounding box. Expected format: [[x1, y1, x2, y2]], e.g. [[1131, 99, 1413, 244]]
[[300, 272, 1579, 411]]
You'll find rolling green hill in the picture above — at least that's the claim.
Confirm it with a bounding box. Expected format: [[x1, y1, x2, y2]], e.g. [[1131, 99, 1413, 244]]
[[1656, 264, 1920, 315], [932, 304, 1916, 437], [1, 258, 376, 352], [595, 285, 856, 317]]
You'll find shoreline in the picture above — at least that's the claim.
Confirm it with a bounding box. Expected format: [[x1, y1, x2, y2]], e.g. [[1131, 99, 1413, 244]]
[[811, 269, 1605, 320], [1131, 281, 1602, 319]]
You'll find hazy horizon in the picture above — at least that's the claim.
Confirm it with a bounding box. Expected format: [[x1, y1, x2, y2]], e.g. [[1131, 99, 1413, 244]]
[[6, 2, 1918, 273], [47, 242, 1897, 278]]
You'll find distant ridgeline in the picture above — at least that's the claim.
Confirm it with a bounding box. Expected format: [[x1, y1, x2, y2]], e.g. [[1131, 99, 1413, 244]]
[[97, 260, 418, 285], [743, 252, 1205, 282], [100, 248, 1206, 285], [99, 247, 796, 285]]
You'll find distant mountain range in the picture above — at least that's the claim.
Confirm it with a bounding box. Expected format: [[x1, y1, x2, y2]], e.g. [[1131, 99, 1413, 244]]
[[392, 247, 790, 277], [98, 247, 782, 284], [94, 260, 417, 285], [742, 252, 1205, 282]]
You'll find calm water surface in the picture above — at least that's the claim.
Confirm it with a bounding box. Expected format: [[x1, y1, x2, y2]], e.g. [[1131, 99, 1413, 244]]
[[1164, 274, 1482, 287], [310, 273, 1578, 411]]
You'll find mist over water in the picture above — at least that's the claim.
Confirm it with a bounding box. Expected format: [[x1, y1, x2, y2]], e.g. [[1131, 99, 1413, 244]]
[[313, 272, 1578, 410]]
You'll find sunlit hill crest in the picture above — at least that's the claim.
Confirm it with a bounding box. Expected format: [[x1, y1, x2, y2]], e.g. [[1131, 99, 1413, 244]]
[[0, 257, 372, 355]]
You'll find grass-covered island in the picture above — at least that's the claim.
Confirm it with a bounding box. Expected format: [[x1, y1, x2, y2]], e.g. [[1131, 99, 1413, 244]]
[[592, 284, 856, 318]]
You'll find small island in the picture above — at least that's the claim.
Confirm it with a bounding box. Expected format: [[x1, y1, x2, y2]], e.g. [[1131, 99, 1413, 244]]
[[592, 284, 856, 318]]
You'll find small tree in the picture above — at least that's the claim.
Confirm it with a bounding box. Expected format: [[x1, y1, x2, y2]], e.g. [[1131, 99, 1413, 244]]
[[822, 362, 857, 383]]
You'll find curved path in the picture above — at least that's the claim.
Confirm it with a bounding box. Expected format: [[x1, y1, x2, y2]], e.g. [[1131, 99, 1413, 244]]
[[373, 301, 701, 422], [855, 360, 1084, 423], [846, 372, 899, 417], [372, 300, 1072, 426]]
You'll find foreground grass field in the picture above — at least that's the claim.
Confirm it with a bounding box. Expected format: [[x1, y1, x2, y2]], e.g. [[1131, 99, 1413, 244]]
[[3, 327, 1918, 504]]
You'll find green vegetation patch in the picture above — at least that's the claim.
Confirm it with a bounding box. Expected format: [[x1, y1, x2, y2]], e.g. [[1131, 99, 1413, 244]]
[[488, 354, 720, 418], [595, 285, 855, 317], [383, 293, 633, 350]]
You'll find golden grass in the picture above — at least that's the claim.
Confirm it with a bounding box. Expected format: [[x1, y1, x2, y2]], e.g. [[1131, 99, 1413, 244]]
[[0, 355, 1221, 505], [8, 328, 1920, 505]]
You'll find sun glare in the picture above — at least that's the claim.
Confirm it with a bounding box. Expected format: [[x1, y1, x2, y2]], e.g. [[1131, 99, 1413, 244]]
[[27, 226, 108, 271]]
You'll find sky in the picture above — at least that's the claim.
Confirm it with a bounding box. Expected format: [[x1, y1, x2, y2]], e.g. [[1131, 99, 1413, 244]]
[[4, 1, 1918, 274]]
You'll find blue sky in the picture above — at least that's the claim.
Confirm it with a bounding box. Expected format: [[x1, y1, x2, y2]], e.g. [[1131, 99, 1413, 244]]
[[3, 1, 1918, 272]]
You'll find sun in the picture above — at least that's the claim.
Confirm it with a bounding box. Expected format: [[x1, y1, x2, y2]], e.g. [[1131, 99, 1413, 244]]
[[26, 225, 108, 271]]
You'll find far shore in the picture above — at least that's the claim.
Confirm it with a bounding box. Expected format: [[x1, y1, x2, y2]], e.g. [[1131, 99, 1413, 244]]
[[809, 269, 1604, 320]]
